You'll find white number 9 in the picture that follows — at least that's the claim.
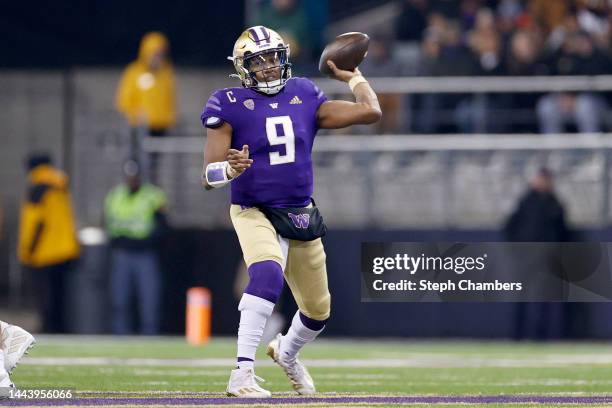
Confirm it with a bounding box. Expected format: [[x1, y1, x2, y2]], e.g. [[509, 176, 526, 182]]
[[266, 116, 295, 165]]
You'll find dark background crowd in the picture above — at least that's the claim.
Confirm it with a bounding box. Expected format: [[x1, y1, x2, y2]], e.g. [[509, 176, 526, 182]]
[[383, 0, 612, 133]]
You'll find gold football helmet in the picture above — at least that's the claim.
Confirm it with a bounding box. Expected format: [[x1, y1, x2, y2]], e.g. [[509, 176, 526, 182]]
[[228, 26, 291, 95]]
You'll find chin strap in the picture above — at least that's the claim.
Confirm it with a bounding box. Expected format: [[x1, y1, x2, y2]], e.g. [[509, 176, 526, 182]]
[[256, 79, 284, 94]]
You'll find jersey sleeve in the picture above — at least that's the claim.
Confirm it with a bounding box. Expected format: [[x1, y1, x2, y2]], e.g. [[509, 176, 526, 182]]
[[312, 81, 328, 110], [303, 78, 328, 110], [200, 90, 233, 129]]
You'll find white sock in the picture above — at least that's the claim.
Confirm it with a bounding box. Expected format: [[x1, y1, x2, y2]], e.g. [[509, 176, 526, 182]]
[[236, 293, 275, 369], [236, 359, 254, 370], [280, 311, 325, 362]]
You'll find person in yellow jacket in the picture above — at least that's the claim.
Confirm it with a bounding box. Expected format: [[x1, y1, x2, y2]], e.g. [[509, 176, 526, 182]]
[[116, 31, 176, 133], [116, 31, 176, 181], [18, 154, 80, 333]]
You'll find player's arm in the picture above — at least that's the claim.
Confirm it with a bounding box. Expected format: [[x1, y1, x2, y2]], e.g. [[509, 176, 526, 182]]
[[316, 61, 382, 129], [202, 122, 252, 190]]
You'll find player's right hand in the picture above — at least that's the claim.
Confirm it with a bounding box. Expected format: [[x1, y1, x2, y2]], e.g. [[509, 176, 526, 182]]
[[327, 60, 361, 83], [227, 145, 253, 176]]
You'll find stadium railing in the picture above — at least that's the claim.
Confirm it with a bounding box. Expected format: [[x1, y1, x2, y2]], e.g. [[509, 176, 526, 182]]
[[143, 133, 612, 229], [315, 75, 612, 94]]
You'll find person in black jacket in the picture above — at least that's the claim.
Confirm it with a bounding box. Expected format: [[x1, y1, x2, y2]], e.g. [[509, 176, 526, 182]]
[[503, 167, 571, 340], [504, 167, 570, 242]]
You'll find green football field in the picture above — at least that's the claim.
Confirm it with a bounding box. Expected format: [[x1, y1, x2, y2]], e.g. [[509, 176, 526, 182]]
[[5, 336, 612, 407]]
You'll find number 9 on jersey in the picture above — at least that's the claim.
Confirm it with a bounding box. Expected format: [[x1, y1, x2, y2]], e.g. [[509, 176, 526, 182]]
[[266, 116, 295, 165]]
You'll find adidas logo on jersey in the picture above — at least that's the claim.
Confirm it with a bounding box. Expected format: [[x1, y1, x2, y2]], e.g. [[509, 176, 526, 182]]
[[290, 96, 302, 105], [269, 103, 278, 109]]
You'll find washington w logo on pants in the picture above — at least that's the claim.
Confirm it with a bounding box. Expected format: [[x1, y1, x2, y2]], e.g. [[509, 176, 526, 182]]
[[288, 213, 310, 229]]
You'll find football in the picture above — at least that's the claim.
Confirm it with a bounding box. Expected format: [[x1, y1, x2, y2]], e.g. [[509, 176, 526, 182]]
[[318, 32, 370, 77]]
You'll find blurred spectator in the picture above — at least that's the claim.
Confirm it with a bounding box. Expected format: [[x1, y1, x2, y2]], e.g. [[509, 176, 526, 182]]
[[503, 29, 546, 132], [104, 160, 168, 335], [18, 153, 80, 333], [537, 31, 610, 133], [503, 167, 572, 339], [496, 0, 526, 38], [456, 8, 506, 133], [467, 8, 504, 75], [360, 34, 403, 133], [506, 29, 545, 76], [537, 93, 605, 133], [528, 0, 569, 36], [503, 168, 570, 242], [575, 0, 610, 48], [116, 32, 176, 181], [253, 0, 311, 64], [396, 0, 430, 42], [458, 0, 483, 30], [416, 16, 477, 133]]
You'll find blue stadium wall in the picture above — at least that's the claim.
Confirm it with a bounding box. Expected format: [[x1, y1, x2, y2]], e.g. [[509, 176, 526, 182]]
[[70, 228, 612, 339]]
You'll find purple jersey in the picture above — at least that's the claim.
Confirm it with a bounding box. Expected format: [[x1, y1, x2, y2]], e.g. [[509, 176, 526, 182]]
[[201, 77, 327, 207]]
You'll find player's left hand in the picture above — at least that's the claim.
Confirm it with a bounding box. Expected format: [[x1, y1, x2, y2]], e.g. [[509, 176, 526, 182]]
[[227, 145, 253, 176], [327, 60, 361, 83]]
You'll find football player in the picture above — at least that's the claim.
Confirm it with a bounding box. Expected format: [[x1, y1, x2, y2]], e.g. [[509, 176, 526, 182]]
[[0, 321, 36, 394], [201, 26, 381, 398]]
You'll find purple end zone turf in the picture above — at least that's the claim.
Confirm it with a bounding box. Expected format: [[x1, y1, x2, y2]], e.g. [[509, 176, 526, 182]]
[[1, 395, 612, 405]]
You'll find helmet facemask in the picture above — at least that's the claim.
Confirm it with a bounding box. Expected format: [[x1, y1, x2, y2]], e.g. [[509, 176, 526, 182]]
[[236, 47, 291, 95]]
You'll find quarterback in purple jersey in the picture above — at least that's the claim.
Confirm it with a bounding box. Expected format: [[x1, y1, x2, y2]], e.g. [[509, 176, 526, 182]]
[[201, 26, 380, 398]]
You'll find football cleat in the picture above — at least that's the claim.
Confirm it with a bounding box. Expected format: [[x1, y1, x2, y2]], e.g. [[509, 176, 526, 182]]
[[0, 371, 13, 388], [0, 364, 14, 398], [267, 333, 315, 395], [226, 367, 271, 398], [1, 321, 36, 374]]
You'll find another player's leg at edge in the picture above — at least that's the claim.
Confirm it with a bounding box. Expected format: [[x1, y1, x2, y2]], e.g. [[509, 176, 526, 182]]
[[201, 26, 380, 398], [0, 321, 37, 396]]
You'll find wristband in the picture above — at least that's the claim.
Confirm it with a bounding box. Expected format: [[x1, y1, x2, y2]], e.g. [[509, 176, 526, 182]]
[[205, 161, 232, 188], [348, 75, 368, 92]]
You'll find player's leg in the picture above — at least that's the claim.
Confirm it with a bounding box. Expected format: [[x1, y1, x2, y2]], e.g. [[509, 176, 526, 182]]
[[267, 238, 330, 394], [227, 205, 286, 397], [282, 238, 330, 356]]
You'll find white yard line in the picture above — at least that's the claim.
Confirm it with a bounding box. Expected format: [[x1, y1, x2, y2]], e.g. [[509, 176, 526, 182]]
[[19, 355, 612, 368]]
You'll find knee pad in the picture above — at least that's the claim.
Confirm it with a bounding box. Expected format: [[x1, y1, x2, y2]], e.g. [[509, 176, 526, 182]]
[[244, 260, 284, 304]]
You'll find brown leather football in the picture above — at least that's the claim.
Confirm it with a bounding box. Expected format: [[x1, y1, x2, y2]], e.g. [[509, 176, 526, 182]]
[[318, 32, 370, 77]]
